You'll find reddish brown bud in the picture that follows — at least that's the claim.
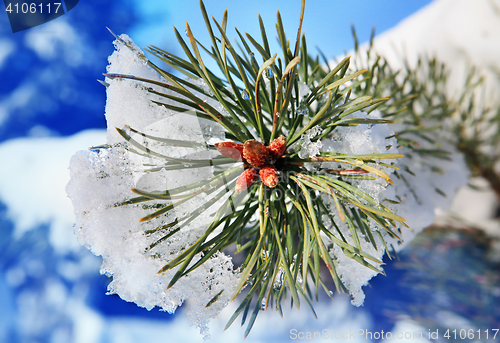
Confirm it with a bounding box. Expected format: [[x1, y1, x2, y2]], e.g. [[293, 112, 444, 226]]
[[243, 140, 269, 167], [214, 142, 244, 161], [235, 168, 258, 193], [259, 165, 279, 188], [268, 135, 287, 160]]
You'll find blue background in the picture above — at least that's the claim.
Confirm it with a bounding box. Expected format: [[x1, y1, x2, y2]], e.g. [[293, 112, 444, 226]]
[[7, 1, 498, 342]]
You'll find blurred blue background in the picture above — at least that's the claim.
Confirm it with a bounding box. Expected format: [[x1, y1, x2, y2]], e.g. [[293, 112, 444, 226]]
[[3, 1, 499, 342]]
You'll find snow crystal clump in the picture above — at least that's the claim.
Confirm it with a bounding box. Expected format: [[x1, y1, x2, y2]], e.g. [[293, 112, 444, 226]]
[[391, 145, 469, 245], [318, 110, 399, 305], [292, 81, 311, 101], [318, 109, 468, 306], [296, 125, 324, 158], [322, 110, 399, 203], [66, 35, 240, 338]]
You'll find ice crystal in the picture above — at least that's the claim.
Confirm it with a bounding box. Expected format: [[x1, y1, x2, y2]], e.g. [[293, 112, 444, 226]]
[[296, 125, 324, 158]]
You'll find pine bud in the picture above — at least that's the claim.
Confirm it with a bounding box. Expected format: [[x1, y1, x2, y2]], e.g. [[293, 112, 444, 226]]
[[268, 135, 287, 161], [214, 142, 244, 161], [235, 168, 258, 193], [243, 140, 269, 167], [259, 165, 279, 188]]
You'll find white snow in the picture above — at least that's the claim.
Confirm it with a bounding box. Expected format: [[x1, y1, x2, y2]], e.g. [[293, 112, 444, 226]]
[[368, 0, 500, 236], [320, 0, 500, 303], [0, 126, 373, 341], [358, 0, 500, 334], [296, 125, 323, 158], [66, 0, 497, 326], [316, 110, 399, 305], [67, 35, 241, 337], [372, 0, 500, 101], [0, 124, 373, 341], [437, 177, 500, 238], [66, 32, 404, 334]]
